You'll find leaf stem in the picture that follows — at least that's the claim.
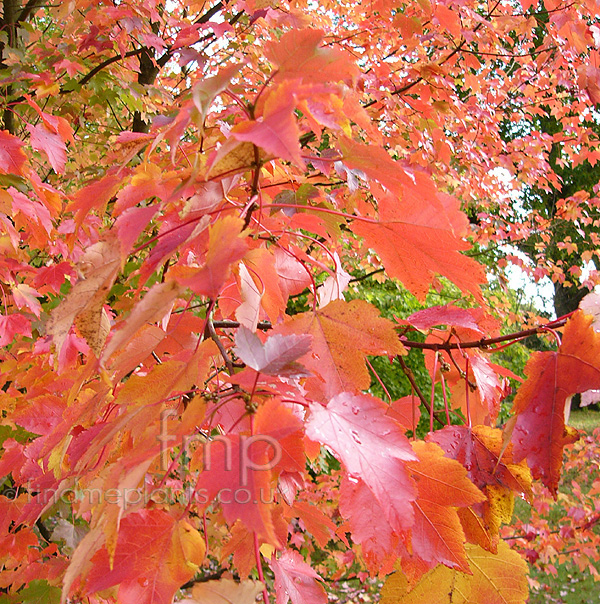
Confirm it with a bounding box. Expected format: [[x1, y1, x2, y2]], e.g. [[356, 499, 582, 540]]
[[429, 352, 439, 433], [254, 532, 270, 604], [366, 358, 393, 404], [397, 356, 445, 427]]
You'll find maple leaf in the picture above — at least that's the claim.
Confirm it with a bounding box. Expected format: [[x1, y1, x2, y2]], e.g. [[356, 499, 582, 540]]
[[0, 314, 32, 346], [193, 431, 279, 544], [406, 441, 485, 572], [506, 310, 600, 494], [274, 247, 312, 298], [0, 130, 27, 175], [47, 235, 121, 358], [83, 509, 205, 604], [351, 182, 485, 302], [233, 83, 304, 166], [431, 350, 506, 426], [406, 305, 488, 335], [114, 205, 158, 257], [169, 215, 249, 299], [273, 299, 405, 399], [27, 123, 67, 174], [240, 248, 287, 323], [192, 400, 303, 543], [288, 500, 337, 548], [9, 187, 52, 237], [386, 396, 422, 431], [381, 541, 528, 604], [206, 139, 265, 179], [51, 519, 88, 555], [269, 549, 327, 604], [429, 425, 532, 552], [192, 63, 243, 125], [306, 392, 417, 533], [236, 262, 262, 330], [264, 28, 357, 84], [74, 305, 110, 357], [33, 262, 76, 295], [317, 251, 352, 308], [68, 172, 123, 226], [429, 425, 531, 498], [114, 354, 200, 408], [234, 326, 311, 377], [100, 280, 181, 364], [253, 398, 306, 475], [339, 475, 403, 574]]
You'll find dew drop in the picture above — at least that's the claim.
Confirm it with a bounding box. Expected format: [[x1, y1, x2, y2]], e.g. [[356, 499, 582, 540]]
[[350, 430, 362, 444], [351, 406, 360, 415]]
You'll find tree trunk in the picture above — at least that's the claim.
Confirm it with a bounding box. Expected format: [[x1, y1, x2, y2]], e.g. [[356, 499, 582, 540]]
[[1, 0, 19, 133], [132, 47, 160, 133], [553, 281, 589, 319]]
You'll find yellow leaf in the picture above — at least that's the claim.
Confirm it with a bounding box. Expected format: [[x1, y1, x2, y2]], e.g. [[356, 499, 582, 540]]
[[381, 542, 528, 604], [74, 305, 110, 356], [207, 139, 262, 179], [173, 519, 206, 573]]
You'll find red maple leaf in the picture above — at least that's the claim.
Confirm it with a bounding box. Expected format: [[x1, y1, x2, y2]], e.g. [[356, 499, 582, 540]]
[[306, 392, 416, 533], [274, 299, 405, 399], [269, 549, 327, 604], [83, 509, 205, 604], [507, 310, 600, 494], [0, 130, 27, 175], [351, 182, 485, 302]]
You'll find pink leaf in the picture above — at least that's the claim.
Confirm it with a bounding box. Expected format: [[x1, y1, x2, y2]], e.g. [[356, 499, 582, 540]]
[[33, 262, 77, 295], [235, 262, 262, 331], [233, 84, 303, 166], [269, 549, 327, 604], [27, 123, 67, 174], [317, 251, 351, 308], [0, 130, 27, 175], [0, 314, 32, 346], [406, 305, 485, 335], [306, 392, 416, 532], [11, 283, 42, 317], [234, 326, 312, 377], [114, 205, 158, 257]]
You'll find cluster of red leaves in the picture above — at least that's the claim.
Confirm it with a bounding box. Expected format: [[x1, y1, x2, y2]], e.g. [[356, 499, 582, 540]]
[[1, 1, 600, 603]]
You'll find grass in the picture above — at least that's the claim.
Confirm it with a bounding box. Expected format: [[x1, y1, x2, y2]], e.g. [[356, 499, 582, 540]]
[[569, 407, 600, 432], [528, 564, 600, 604]]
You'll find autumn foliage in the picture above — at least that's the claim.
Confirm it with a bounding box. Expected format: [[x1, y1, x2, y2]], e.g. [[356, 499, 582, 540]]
[[2, 0, 600, 603]]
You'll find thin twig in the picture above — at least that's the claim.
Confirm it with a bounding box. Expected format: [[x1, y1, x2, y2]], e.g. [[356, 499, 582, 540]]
[[207, 317, 234, 375]]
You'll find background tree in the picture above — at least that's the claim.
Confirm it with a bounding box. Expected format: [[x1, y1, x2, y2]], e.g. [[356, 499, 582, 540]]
[[1, 1, 600, 603], [474, 2, 600, 319]]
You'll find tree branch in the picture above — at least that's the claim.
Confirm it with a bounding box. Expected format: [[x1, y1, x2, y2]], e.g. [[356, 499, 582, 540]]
[[208, 314, 572, 355], [16, 0, 40, 23], [70, 47, 146, 90], [401, 317, 568, 351], [212, 320, 272, 331], [195, 1, 224, 24]]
